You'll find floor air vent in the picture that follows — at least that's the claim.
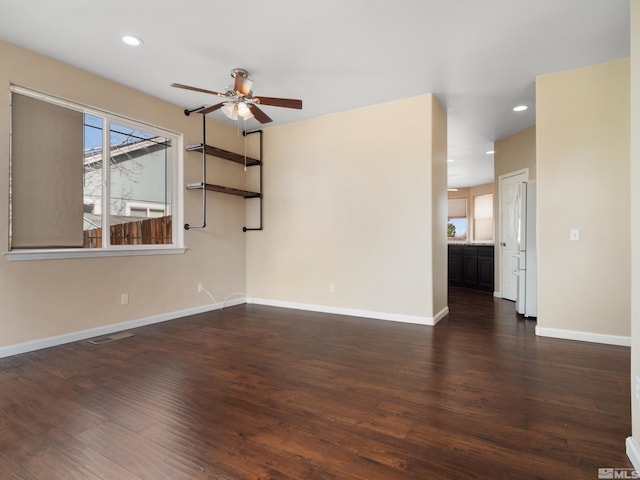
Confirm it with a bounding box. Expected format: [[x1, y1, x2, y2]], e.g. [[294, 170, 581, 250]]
[[87, 332, 134, 345]]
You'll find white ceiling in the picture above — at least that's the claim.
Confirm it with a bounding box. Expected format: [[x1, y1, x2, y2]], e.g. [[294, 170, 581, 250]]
[[0, 0, 630, 188]]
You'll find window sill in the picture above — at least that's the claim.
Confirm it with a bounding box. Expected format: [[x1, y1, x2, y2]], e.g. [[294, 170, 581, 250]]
[[5, 246, 186, 261]]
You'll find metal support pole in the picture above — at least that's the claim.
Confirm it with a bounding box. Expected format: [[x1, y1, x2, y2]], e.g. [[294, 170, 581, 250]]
[[185, 113, 207, 230], [184, 106, 206, 116], [243, 129, 263, 232]]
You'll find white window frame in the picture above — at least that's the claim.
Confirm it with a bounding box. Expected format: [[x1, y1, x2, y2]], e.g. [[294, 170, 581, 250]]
[[6, 86, 185, 261]]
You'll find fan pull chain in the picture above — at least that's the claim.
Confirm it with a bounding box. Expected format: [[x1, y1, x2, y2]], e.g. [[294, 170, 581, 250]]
[[243, 118, 247, 171]]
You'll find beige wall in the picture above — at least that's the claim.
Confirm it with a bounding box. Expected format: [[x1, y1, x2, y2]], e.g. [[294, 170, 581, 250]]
[[0, 41, 449, 349], [246, 94, 448, 322], [494, 125, 536, 180], [493, 125, 536, 295], [430, 98, 449, 320], [0, 41, 249, 348], [630, 0, 640, 456], [536, 58, 630, 337]]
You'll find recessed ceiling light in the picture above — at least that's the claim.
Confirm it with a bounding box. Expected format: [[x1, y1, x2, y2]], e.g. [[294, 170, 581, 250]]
[[486, 150, 494, 155], [447, 159, 455, 162], [122, 35, 143, 47], [513, 105, 528, 112], [448, 188, 459, 192]]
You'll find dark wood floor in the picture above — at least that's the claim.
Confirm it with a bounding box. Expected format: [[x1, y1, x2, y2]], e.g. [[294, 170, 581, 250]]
[[0, 288, 632, 479]]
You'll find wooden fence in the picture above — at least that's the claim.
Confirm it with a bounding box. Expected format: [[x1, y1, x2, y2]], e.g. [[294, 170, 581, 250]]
[[83, 215, 172, 248]]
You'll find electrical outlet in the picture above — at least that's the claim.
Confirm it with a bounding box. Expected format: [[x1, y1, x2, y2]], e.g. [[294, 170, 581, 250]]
[[635, 376, 640, 403], [329, 282, 335, 293], [197, 282, 203, 293], [121, 293, 129, 305]]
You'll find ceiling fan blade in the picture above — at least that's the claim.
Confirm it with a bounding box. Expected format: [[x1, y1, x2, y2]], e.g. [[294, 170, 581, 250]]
[[199, 102, 225, 115], [171, 83, 225, 97], [254, 96, 303, 109], [249, 104, 273, 124]]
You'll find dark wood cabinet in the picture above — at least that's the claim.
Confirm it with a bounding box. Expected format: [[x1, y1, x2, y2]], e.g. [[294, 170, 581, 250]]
[[462, 248, 478, 288], [448, 245, 463, 285], [448, 244, 494, 293], [477, 248, 494, 292]]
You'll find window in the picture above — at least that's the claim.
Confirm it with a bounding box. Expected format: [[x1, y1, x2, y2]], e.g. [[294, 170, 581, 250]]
[[9, 87, 183, 259], [447, 197, 467, 240], [473, 193, 494, 242], [126, 203, 167, 218]]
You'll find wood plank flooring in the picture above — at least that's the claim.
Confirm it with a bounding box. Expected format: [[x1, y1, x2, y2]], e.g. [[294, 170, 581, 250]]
[[0, 288, 632, 479]]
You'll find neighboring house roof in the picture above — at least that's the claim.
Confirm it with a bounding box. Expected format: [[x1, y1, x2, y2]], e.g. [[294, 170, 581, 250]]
[[84, 136, 168, 169]]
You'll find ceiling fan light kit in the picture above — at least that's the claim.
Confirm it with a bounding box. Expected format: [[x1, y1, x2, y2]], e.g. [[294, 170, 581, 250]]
[[221, 101, 254, 121], [171, 68, 303, 124]]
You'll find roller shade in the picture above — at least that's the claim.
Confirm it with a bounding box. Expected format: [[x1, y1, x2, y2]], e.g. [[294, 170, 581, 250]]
[[11, 93, 84, 248], [473, 194, 494, 241], [448, 198, 467, 219]]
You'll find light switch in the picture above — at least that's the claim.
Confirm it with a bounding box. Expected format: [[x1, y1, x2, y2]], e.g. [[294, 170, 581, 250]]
[[570, 229, 580, 241]]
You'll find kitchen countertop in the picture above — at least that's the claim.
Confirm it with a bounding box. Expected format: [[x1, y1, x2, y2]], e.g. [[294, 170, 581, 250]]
[[448, 242, 495, 246]]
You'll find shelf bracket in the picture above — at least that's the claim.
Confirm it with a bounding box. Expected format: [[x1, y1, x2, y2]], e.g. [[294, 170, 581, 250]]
[[184, 113, 207, 230], [243, 129, 263, 232]]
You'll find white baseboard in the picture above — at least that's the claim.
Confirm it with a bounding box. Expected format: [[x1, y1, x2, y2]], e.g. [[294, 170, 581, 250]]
[[627, 437, 640, 473], [248, 297, 448, 326], [0, 297, 246, 359], [493, 291, 502, 298], [535, 326, 631, 347], [1, 296, 445, 359], [432, 306, 450, 325]]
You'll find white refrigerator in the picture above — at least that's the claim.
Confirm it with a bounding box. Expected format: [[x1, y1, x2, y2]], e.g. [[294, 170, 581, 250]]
[[512, 180, 537, 317]]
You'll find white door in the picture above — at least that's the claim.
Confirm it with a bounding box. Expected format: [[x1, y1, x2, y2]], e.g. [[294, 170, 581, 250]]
[[499, 170, 528, 301]]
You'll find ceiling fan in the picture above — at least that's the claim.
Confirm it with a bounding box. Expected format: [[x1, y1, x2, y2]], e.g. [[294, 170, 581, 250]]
[[171, 68, 302, 124]]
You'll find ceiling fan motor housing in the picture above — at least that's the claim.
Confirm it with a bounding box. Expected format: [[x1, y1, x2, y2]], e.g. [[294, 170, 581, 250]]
[[231, 68, 253, 96]]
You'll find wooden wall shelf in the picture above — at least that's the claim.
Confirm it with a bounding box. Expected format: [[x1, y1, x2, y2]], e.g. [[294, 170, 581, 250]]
[[182, 111, 263, 231], [186, 182, 261, 199], [186, 143, 261, 167]]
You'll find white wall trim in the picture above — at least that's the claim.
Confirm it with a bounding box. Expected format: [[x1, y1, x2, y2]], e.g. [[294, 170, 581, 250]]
[[535, 326, 631, 347], [248, 297, 448, 326], [0, 297, 246, 359], [432, 306, 450, 325], [626, 437, 640, 474], [5, 246, 186, 261], [0, 296, 445, 359], [493, 291, 502, 298]]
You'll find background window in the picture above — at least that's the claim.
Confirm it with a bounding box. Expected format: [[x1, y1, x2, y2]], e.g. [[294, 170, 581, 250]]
[[473, 193, 494, 242], [448, 197, 467, 240]]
